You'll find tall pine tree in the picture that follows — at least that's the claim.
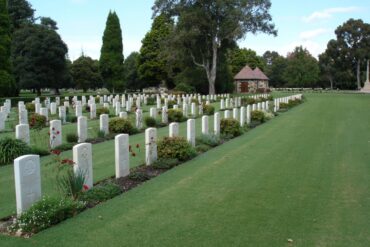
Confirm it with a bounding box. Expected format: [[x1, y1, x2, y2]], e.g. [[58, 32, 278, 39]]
[[100, 11, 124, 92], [0, 0, 16, 96]]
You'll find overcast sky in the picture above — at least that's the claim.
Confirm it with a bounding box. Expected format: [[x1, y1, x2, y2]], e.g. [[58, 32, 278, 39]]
[[29, 0, 370, 61]]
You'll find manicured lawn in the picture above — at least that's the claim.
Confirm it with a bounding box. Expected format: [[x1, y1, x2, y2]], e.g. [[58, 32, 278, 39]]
[[1, 93, 370, 246]]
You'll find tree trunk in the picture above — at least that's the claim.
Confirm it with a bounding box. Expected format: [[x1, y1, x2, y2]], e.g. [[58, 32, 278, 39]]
[[357, 60, 361, 90], [329, 76, 334, 90], [205, 41, 218, 95], [37, 88, 41, 96]]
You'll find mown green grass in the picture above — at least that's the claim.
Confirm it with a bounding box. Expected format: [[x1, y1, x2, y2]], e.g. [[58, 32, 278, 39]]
[[2, 93, 370, 246]]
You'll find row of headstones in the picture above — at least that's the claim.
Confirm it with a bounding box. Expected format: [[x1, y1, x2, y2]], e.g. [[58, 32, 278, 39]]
[[0, 92, 269, 130], [12, 94, 301, 215], [273, 94, 303, 112], [12, 93, 278, 148]]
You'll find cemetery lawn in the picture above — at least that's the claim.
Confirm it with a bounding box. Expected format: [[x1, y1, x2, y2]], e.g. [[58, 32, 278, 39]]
[[1, 93, 370, 246]]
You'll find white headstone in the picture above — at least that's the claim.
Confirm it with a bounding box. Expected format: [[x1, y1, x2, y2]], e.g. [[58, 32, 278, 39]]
[[50, 103, 57, 115], [191, 103, 197, 117], [240, 107, 246, 127], [119, 111, 128, 119], [136, 109, 143, 129], [14, 155, 41, 215], [150, 107, 157, 119], [162, 106, 168, 124], [169, 122, 179, 137], [73, 143, 93, 189], [78, 116, 88, 142], [59, 106, 66, 123], [0, 111, 5, 131], [89, 104, 96, 119], [202, 116, 209, 135], [115, 134, 130, 178], [16, 124, 30, 144], [233, 108, 239, 121], [99, 114, 109, 135], [19, 109, 28, 125], [214, 112, 220, 135], [187, 119, 195, 147], [40, 107, 48, 121], [145, 128, 157, 166], [50, 120, 62, 148], [224, 110, 231, 119], [75, 105, 82, 117]]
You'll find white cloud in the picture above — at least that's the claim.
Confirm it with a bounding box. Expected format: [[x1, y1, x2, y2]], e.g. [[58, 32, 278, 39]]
[[299, 28, 329, 40], [303, 6, 360, 23]]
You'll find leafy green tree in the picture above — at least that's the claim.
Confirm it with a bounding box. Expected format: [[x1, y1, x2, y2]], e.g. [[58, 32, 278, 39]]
[[138, 14, 174, 88], [12, 19, 69, 95], [153, 0, 277, 94], [99, 11, 124, 92], [7, 0, 34, 32], [228, 47, 266, 75], [71, 55, 102, 92], [283, 46, 319, 87], [0, 0, 16, 96], [335, 19, 370, 89], [123, 52, 143, 90], [319, 39, 357, 89], [263, 51, 287, 87]]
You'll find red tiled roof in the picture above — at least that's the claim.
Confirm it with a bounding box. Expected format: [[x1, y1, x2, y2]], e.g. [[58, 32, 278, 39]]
[[234, 65, 269, 80]]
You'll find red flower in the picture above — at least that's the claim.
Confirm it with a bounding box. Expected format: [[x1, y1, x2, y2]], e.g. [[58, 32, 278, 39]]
[[61, 159, 74, 165], [56, 131, 60, 135], [83, 184, 89, 191], [52, 150, 61, 155]]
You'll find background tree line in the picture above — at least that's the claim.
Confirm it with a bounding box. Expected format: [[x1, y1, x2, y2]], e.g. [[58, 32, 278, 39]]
[[1, 0, 369, 96]]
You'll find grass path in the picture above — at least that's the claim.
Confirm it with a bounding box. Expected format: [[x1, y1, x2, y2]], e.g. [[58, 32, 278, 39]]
[[1, 93, 370, 246]]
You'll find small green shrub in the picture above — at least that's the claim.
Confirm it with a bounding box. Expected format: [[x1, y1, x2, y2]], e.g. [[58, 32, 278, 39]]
[[220, 119, 242, 138], [30, 146, 50, 156], [29, 113, 47, 129], [196, 134, 221, 147], [79, 182, 121, 205], [203, 104, 215, 115], [174, 83, 195, 93], [146, 97, 156, 105], [144, 116, 157, 127], [196, 144, 212, 153], [158, 137, 196, 161], [53, 143, 74, 151], [109, 118, 138, 134], [13, 196, 85, 234], [0, 138, 31, 166], [251, 110, 265, 123], [96, 108, 110, 116], [168, 109, 186, 122], [97, 130, 106, 138], [66, 115, 77, 123], [268, 95, 274, 101], [129, 171, 151, 182], [167, 100, 176, 108], [66, 133, 78, 143], [25, 103, 35, 112], [152, 158, 179, 169], [288, 99, 302, 107], [244, 98, 256, 105]]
